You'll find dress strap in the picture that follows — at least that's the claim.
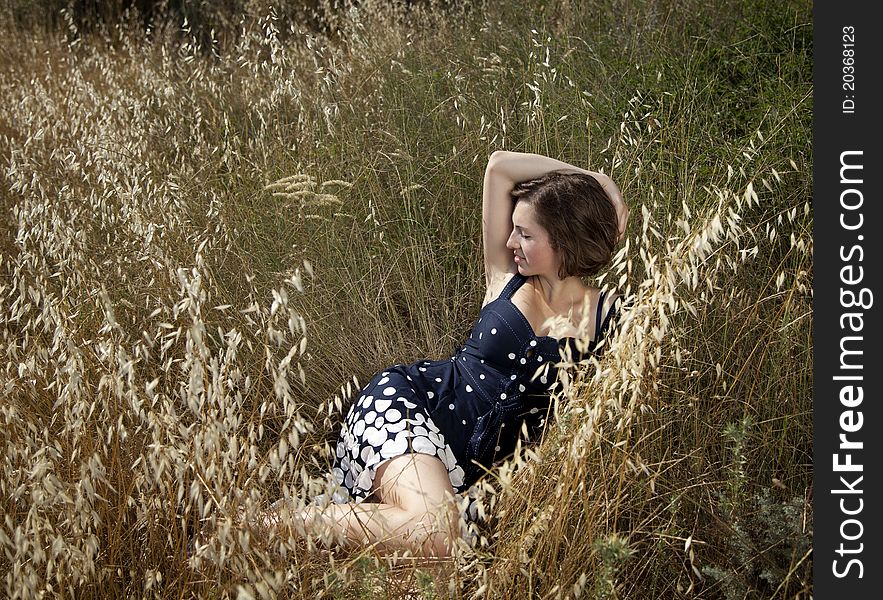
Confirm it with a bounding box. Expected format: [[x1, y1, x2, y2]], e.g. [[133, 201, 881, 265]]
[[595, 291, 606, 338], [594, 293, 621, 343], [501, 273, 528, 300]]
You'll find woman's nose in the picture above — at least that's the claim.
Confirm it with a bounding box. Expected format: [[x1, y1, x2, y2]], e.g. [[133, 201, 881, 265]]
[[505, 230, 518, 249]]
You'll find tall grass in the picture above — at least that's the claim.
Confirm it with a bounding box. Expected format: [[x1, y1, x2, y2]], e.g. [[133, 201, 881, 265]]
[[0, 0, 812, 597]]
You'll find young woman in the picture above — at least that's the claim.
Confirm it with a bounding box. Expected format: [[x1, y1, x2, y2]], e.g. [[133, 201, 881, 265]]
[[251, 151, 628, 557]]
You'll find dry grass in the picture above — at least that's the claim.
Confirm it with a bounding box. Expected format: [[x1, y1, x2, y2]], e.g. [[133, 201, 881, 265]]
[[1, 0, 811, 598]]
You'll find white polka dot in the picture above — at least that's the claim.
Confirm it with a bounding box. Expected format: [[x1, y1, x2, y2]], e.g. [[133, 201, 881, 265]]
[[400, 397, 417, 409], [411, 436, 436, 454], [449, 403, 455, 410], [450, 466, 465, 487], [381, 434, 409, 457], [365, 427, 386, 446], [435, 377, 442, 383], [406, 375, 412, 381], [385, 419, 408, 433], [508, 353, 516, 360], [364, 410, 377, 423], [479, 332, 483, 339], [538, 356, 543, 362], [480, 359, 484, 364], [466, 385, 473, 393], [443, 445, 457, 467], [491, 328, 497, 335], [382, 371, 389, 376], [419, 367, 427, 372], [530, 340, 537, 347], [519, 384, 526, 392], [374, 398, 391, 412], [520, 358, 527, 364], [374, 415, 385, 428], [480, 374, 486, 380], [353, 419, 366, 436], [510, 374, 516, 380], [500, 393, 507, 400], [540, 376, 548, 384], [530, 407, 539, 414], [383, 386, 397, 396], [356, 469, 373, 491], [385, 408, 402, 422], [495, 446, 501, 452], [426, 431, 443, 447], [462, 419, 466, 425], [377, 376, 389, 385], [427, 391, 435, 399]]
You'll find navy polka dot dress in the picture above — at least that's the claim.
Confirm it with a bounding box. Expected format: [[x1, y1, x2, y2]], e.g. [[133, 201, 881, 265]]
[[330, 273, 620, 501]]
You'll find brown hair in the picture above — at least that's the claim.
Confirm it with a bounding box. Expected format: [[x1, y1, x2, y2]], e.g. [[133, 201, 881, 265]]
[[511, 171, 619, 279]]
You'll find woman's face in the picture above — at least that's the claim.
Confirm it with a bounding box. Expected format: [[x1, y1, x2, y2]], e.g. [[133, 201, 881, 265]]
[[506, 201, 560, 278]]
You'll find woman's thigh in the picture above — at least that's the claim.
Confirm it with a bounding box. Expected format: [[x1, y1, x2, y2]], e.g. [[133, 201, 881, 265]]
[[373, 453, 456, 516]]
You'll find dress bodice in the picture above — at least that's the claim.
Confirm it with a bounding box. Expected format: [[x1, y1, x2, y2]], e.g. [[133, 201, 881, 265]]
[[401, 273, 620, 483]]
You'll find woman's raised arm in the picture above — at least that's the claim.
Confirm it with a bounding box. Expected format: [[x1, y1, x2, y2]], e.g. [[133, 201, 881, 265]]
[[481, 151, 628, 285]]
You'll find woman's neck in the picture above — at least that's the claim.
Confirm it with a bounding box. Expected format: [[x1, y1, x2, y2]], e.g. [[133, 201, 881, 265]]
[[532, 274, 588, 312]]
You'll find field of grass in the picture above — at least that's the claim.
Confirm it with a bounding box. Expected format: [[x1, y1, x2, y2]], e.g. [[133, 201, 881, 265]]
[[0, 0, 812, 598]]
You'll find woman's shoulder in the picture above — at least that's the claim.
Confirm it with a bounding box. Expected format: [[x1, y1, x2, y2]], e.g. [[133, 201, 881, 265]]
[[563, 284, 623, 341], [560, 288, 625, 357], [598, 287, 621, 314], [595, 288, 627, 338]]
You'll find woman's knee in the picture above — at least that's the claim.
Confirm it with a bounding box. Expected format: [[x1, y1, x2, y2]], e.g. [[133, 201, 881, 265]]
[[370, 453, 459, 556], [374, 453, 455, 508]]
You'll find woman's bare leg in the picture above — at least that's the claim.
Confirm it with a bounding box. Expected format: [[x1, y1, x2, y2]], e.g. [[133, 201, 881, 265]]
[[259, 453, 459, 557]]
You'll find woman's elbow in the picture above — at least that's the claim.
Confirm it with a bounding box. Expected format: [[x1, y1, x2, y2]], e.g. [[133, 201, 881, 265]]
[[486, 150, 510, 171]]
